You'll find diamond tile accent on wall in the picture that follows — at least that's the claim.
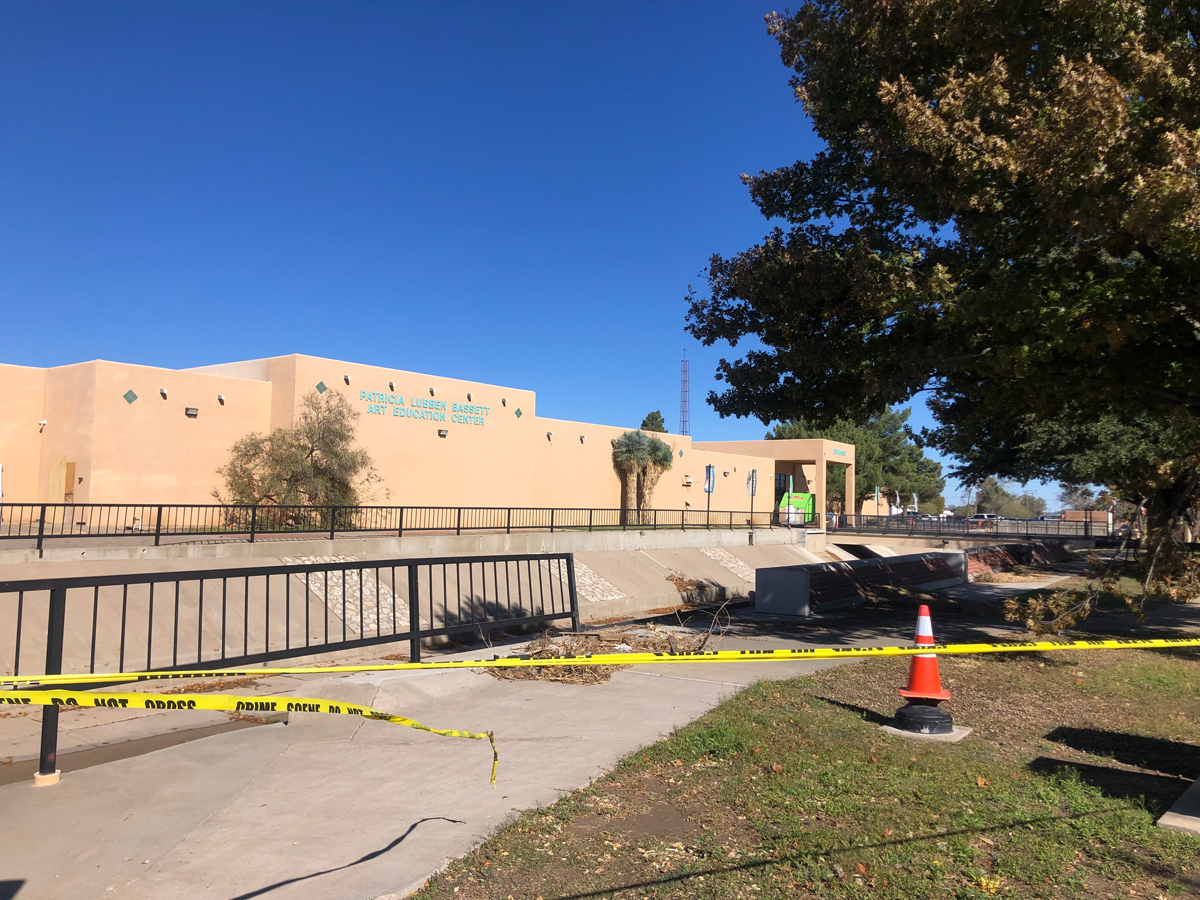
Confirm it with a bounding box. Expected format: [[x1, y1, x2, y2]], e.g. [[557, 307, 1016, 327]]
[[315, 381, 327, 394], [123, 390, 138, 404], [514, 408, 523, 418]]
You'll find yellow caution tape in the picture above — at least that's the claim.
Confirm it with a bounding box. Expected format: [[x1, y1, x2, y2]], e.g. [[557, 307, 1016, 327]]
[[1, 689, 499, 784], [2, 636, 1198, 690]]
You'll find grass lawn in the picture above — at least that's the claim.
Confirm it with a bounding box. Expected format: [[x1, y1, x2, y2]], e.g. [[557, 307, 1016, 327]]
[[410, 644, 1200, 899]]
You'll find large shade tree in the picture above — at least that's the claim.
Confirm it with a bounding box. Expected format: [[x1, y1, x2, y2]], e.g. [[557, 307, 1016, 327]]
[[686, 0, 1200, 563]]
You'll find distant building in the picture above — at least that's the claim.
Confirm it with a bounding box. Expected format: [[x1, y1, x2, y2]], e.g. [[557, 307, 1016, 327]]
[[0, 354, 854, 515]]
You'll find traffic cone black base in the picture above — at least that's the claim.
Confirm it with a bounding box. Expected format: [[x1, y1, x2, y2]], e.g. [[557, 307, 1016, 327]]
[[893, 698, 953, 735]]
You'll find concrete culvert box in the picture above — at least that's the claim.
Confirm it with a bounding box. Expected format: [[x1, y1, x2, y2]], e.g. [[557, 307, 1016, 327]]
[[754, 566, 811, 616]]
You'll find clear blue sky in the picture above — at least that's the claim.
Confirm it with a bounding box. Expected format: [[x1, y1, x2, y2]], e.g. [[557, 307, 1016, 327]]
[[0, 2, 1055, 507]]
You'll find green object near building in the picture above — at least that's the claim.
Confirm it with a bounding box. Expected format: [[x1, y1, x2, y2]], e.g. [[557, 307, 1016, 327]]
[[779, 491, 814, 523]]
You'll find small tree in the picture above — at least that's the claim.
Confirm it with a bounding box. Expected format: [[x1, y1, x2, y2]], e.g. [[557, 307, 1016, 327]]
[[1058, 485, 1097, 511], [216, 390, 383, 511], [612, 431, 650, 522], [640, 410, 668, 433], [638, 436, 674, 520]]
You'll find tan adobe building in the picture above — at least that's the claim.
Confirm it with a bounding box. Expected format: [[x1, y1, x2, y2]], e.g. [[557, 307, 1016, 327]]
[[0, 354, 855, 516]]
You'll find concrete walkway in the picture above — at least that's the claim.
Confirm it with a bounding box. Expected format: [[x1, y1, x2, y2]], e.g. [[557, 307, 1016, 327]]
[[0, 633, 845, 900]]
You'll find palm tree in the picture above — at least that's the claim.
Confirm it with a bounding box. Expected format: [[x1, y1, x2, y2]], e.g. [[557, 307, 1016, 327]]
[[611, 431, 650, 524], [639, 436, 675, 522]]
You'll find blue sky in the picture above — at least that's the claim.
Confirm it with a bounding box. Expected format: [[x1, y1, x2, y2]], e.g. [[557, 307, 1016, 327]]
[[0, 2, 1056, 507]]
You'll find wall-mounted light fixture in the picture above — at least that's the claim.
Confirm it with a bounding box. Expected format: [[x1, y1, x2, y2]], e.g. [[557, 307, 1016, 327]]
[[501, 398, 507, 407], [217, 395, 226, 405], [546, 432, 553, 441], [723, 471, 730, 477], [579, 435, 586, 444], [466, 392, 472, 402], [437, 429, 448, 438], [159, 388, 168, 399], [429, 387, 436, 397], [388, 381, 395, 391], [682, 475, 693, 486], [733, 467, 738, 472], [185, 408, 199, 418], [342, 375, 350, 385], [38, 420, 47, 433]]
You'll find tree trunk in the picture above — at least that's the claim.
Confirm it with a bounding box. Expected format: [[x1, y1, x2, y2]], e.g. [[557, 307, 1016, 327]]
[[1141, 471, 1200, 589], [622, 466, 638, 525], [640, 465, 664, 525]]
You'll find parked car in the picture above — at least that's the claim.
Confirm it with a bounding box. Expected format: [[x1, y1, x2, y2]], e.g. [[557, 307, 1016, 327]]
[[966, 512, 1000, 528], [1035, 513, 1066, 521]]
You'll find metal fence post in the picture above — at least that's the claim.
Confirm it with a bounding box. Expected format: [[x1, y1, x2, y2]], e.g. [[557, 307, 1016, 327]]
[[37, 586, 67, 782], [407, 565, 421, 663], [248, 505, 258, 544], [398, 506, 405, 538], [550, 509, 555, 534], [506, 508, 512, 535], [329, 506, 337, 540], [36, 504, 46, 558], [566, 555, 580, 632], [456, 508, 462, 536], [154, 505, 163, 547], [588, 509, 593, 533]]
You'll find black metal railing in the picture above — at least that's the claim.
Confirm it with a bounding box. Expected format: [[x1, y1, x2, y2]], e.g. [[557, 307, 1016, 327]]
[[1, 552, 579, 778], [833, 514, 1101, 538], [0, 503, 809, 554]]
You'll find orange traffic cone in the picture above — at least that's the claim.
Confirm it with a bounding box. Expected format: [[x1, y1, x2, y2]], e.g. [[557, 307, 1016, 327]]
[[898, 604, 950, 701]]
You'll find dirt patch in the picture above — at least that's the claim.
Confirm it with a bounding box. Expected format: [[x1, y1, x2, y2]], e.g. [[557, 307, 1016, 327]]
[[973, 565, 1057, 584], [161, 676, 268, 694], [665, 571, 706, 592], [488, 627, 716, 685]]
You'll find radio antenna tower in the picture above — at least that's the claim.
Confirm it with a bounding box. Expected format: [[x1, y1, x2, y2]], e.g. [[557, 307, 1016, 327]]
[[679, 357, 690, 436]]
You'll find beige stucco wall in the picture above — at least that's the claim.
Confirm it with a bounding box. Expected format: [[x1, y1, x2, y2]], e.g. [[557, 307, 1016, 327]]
[[0, 354, 846, 513], [0, 364, 47, 503]]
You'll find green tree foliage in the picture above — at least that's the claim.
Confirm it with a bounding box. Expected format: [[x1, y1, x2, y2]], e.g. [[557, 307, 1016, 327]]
[[216, 390, 382, 507], [769, 408, 945, 514], [973, 477, 1047, 518], [611, 431, 649, 518], [611, 431, 675, 521], [918, 497, 945, 516], [684, 0, 1200, 587], [687, 1, 1199, 429], [640, 410, 668, 433], [639, 435, 674, 514]]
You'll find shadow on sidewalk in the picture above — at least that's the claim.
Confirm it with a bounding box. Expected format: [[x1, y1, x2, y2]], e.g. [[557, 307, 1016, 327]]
[[225, 816, 464, 900]]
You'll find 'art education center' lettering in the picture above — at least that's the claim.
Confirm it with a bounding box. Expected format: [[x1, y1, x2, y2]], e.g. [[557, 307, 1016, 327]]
[[358, 391, 490, 428]]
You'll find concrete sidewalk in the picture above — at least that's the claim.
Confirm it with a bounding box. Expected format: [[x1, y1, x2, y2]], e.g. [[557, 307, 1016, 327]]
[[0, 632, 848, 900]]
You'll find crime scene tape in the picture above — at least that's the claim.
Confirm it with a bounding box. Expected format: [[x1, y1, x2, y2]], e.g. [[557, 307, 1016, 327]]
[[2, 636, 1198, 689], [0, 689, 499, 784]]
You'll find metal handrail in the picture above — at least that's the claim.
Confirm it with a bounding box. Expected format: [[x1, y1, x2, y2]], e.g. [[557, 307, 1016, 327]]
[[2, 551, 580, 779], [0, 502, 801, 555]]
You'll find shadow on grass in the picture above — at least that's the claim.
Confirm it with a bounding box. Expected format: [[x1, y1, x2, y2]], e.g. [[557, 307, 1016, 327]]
[[539, 808, 1130, 900], [814, 697, 892, 726], [1028, 756, 1192, 814], [1044, 727, 1200, 780]]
